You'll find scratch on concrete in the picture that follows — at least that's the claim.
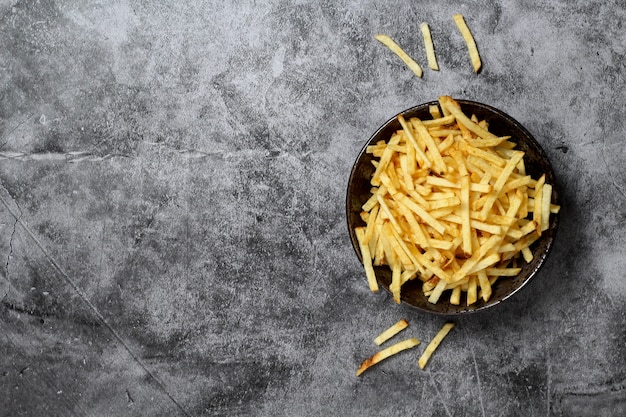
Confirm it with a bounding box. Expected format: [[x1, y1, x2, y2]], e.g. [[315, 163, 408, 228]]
[[427, 368, 453, 417], [546, 355, 552, 417], [465, 326, 486, 417], [0, 184, 191, 417], [4, 199, 21, 284]]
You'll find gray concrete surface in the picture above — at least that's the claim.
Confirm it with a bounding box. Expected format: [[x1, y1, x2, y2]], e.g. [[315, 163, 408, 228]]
[[1, 1, 625, 416]]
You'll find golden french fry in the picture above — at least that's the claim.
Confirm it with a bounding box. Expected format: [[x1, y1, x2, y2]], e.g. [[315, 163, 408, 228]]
[[374, 319, 409, 346], [486, 267, 522, 276], [357, 337, 420, 376], [452, 14, 481, 73], [391, 258, 402, 304], [363, 204, 379, 244], [375, 34, 423, 78], [418, 322, 455, 369], [540, 183, 552, 232], [460, 175, 472, 255], [450, 285, 462, 305], [477, 270, 492, 301], [427, 278, 448, 304], [466, 275, 478, 305], [355, 227, 379, 293], [429, 104, 442, 119], [420, 22, 439, 71], [521, 245, 533, 263]]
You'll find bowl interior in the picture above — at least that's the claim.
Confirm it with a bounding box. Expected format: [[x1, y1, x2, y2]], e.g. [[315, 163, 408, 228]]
[[346, 100, 559, 315]]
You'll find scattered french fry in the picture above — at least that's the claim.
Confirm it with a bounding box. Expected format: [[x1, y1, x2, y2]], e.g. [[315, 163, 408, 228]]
[[357, 337, 421, 376], [420, 22, 439, 71], [418, 322, 455, 369], [453, 14, 481, 73], [374, 319, 409, 345], [377, 15, 484, 79], [375, 34, 423, 78]]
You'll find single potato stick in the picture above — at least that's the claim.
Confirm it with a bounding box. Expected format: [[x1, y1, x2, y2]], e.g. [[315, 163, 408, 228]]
[[533, 174, 546, 235], [375, 34, 423, 78], [452, 13, 481, 73], [374, 319, 409, 346], [418, 322, 455, 369], [460, 175, 472, 255], [357, 337, 421, 376], [540, 183, 552, 232], [420, 22, 439, 71], [355, 227, 379, 293], [429, 104, 442, 119]]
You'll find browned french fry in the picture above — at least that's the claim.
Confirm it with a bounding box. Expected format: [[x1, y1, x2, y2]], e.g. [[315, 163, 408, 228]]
[[357, 337, 420, 376]]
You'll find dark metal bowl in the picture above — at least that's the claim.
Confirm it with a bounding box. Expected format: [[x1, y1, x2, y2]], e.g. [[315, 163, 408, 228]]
[[346, 99, 559, 315]]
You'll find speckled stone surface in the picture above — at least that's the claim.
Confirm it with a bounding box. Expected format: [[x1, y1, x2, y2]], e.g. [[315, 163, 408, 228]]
[[1, 1, 625, 416]]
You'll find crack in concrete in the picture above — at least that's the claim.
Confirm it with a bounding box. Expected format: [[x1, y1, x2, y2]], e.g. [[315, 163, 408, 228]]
[[0, 141, 286, 165], [4, 202, 21, 286]]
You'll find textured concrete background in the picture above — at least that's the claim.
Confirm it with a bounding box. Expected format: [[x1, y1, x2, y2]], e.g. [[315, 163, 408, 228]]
[[0, 0, 625, 416]]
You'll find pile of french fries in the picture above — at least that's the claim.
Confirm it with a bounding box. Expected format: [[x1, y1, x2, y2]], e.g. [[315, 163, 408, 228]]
[[355, 96, 560, 306]]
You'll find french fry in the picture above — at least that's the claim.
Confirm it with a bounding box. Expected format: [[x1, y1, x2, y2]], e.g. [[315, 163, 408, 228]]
[[375, 34, 423, 78], [357, 337, 421, 376], [540, 183, 552, 232], [427, 278, 448, 304], [374, 319, 409, 345], [429, 104, 442, 119], [460, 175, 472, 255], [363, 204, 379, 244], [466, 275, 478, 305], [355, 227, 379, 293], [486, 267, 522, 276], [477, 270, 492, 301], [452, 14, 481, 73], [418, 322, 455, 369], [450, 285, 462, 305], [391, 258, 402, 303], [420, 22, 439, 71]]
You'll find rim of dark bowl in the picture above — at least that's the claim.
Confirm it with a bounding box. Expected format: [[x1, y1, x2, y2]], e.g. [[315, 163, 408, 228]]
[[346, 99, 560, 315]]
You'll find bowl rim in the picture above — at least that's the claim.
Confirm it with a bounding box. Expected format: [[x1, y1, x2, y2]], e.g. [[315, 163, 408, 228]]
[[345, 99, 560, 315]]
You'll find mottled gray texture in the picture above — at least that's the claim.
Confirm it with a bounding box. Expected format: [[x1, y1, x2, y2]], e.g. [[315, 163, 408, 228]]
[[0, 0, 624, 416]]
